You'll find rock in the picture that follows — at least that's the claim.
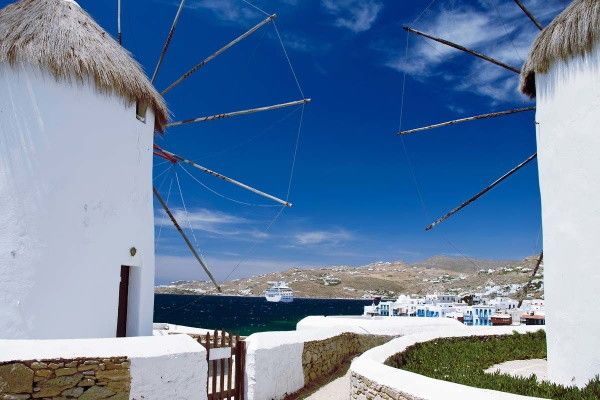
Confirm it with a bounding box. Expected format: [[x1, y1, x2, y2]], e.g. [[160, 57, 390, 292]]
[[29, 363, 48, 370], [105, 381, 129, 392], [48, 363, 64, 370], [34, 370, 52, 378], [1, 394, 32, 400], [78, 386, 115, 400], [103, 363, 128, 371], [77, 366, 98, 372], [94, 370, 128, 382], [64, 362, 78, 369], [61, 387, 84, 398], [33, 374, 82, 398], [77, 379, 95, 388], [55, 369, 78, 377], [0, 363, 34, 394]]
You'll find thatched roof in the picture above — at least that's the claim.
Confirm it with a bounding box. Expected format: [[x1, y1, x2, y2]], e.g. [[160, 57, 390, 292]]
[[520, 0, 600, 98], [0, 0, 168, 132]]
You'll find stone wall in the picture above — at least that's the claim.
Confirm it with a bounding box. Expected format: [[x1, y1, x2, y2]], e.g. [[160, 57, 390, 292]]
[[0, 357, 130, 400], [302, 333, 390, 385], [350, 372, 415, 400]]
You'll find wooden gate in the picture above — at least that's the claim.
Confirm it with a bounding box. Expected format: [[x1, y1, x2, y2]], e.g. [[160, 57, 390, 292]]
[[197, 330, 246, 400]]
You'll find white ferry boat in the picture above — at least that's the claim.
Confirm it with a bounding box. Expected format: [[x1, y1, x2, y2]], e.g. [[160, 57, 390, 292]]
[[264, 282, 294, 303]]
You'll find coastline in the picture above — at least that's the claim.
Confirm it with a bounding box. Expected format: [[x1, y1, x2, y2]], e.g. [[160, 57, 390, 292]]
[[154, 292, 372, 302]]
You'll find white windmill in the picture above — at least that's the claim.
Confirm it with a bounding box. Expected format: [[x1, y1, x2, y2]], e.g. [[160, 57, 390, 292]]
[[0, 0, 308, 340], [400, 0, 600, 388]]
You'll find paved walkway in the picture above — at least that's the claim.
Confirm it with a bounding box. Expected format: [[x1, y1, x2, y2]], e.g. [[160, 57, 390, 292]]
[[305, 369, 351, 400], [485, 359, 548, 381]]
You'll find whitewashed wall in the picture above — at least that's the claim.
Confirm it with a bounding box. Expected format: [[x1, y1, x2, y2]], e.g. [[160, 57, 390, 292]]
[[244, 328, 350, 400], [0, 334, 207, 400], [535, 43, 600, 387], [297, 315, 464, 336], [0, 65, 156, 339], [245, 318, 465, 400], [351, 326, 547, 400]]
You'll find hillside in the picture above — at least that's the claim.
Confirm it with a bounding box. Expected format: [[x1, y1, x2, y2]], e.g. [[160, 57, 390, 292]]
[[155, 255, 544, 300]]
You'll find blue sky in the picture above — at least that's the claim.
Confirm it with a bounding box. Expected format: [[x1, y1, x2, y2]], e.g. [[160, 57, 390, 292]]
[[15, 0, 570, 283]]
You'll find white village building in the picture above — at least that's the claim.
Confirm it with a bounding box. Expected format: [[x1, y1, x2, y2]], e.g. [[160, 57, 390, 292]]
[[521, 0, 600, 387], [0, 0, 168, 340]]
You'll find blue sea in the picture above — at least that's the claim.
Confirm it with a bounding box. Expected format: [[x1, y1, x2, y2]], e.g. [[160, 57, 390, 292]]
[[154, 294, 371, 336]]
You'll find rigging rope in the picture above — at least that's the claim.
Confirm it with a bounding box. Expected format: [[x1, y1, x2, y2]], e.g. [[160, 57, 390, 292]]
[[238, 0, 304, 98], [397, 31, 484, 271], [201, 106, 302, 161], [223, 205, 287, 282], [241, 0, 270, 17], [155, 174, 175, 246], [218, 7, 306, 278], [485, 0, 523, 64], [179, 163, 280, 207], [273, 22, 305, 99], [175, 170, 201, 248], [159, 0, 307, 286], [412, 0, 438, 24], [286, 105, 305, 200], [153, 164, 174, 183]]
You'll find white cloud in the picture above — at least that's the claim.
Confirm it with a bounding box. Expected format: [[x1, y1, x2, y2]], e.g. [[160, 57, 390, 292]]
[[295, 229, 354, 246], [282, 32, 328, 53], [182, 0, 260, 24], [155, 208, 262, 238], [379, 0, 568, 103], [322, 0, 383, 33]]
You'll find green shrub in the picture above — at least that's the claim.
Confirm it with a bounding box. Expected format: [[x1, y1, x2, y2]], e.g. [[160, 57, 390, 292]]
[[385, 331, 600, 400]]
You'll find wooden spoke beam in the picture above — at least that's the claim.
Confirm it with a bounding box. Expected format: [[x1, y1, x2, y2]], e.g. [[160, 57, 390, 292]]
[[398, 106, 535, 136], [151, 0, 186, 83], [403, 26, 521, 74], [513, 0, 543, 30], [162, 14, 277, 95], [153, 186, 222, 292], [117, 0, 122, 45], [518, 251, 544, 307], [425, 153, 538, 231], [167, 98, 311, 128], [154, 145, 293, 208]]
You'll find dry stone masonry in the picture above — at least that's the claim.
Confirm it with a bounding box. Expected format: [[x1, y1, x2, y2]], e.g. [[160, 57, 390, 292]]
[[302, 333, 390, 385], [350, 372, 415, 400], [0, 357, 130, 400]]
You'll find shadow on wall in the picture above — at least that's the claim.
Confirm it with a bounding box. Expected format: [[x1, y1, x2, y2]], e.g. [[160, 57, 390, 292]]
[[286, 333, 393, 400]]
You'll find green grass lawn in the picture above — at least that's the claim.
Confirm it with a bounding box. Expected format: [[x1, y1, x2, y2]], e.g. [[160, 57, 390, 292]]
[[385, 331, 600, 400]]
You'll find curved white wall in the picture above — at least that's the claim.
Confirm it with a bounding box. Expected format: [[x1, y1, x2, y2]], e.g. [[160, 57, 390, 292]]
[[0, 64, 156, 339], [351, 326, 547, 400], [297, 315, 464, 336], [535, 44, 600, 387]]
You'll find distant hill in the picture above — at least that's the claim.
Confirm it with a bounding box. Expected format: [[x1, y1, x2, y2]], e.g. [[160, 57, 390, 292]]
[[411, 255, 519, 273], [156, 255, 543, 301]]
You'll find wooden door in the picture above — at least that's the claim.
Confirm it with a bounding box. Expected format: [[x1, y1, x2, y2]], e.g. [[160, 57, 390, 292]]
[[116, 266, 130, 337]]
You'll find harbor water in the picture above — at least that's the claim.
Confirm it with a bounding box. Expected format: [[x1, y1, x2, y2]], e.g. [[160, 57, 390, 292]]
[[154, 294, 371, 336]]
